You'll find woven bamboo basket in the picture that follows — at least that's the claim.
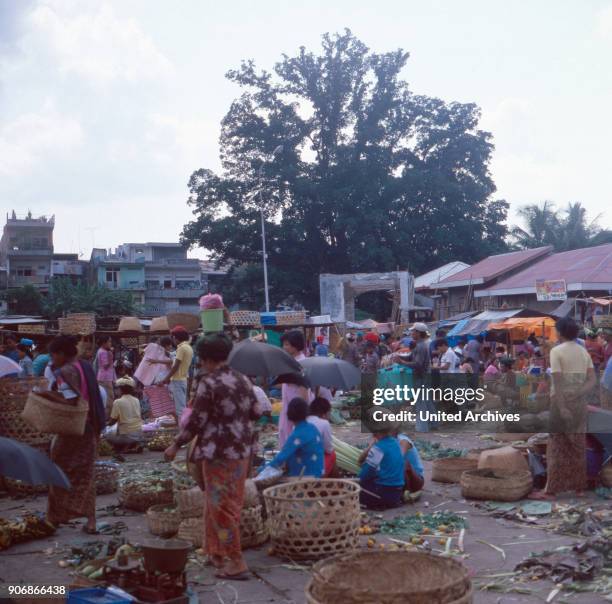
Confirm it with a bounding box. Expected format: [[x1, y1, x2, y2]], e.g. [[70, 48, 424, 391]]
[[230, 310, 261, 326], [119, 479, 174, 512], [147, 504, 181, 537], [306, 550, 472, 604], [118, 316, 142, 332], [0, 377, 48, 414], [22, 390, 89, 436], [477, 445, 529, 473], [58, 313, 96, 336], [18, 324, 45, 334], [94, 461, 119, 495], [276, 311, 307, 325], [601, 463, 612, 488], [461, 469, 533, 502], [431, 457, 479, 484], [175, 487, 204, 518], [4, 477, 48, 498], [151, 316, 170, 332], [177, 517, 203, 547], [0, 409, 53, 447], [263, 479, 360, 560], [167, 312, 200, 333], [240, 504, 268, 549]]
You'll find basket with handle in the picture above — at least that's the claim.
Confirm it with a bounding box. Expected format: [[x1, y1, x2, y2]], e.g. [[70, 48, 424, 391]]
[[263, 479, 360, 560], [21, 390, 89, 436], [431, 457, 478, 484], [306, 550, 472, 604], [461, 468, 533, 502]]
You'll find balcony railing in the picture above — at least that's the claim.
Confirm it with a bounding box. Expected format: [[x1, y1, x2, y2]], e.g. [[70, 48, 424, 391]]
[[101, 282, 146, 290]]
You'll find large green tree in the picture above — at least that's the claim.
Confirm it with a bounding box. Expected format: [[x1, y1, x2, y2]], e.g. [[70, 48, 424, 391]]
[[511, 201, 611, 252], [182, 31, 509, 310]]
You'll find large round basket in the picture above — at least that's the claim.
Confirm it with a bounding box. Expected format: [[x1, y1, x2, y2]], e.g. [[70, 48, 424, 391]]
[[21, 391, 89, 436], [306, 550, 472, 604], [240, 504, 268, 549], [431, 457, 479, 484], [147, 504, 181, 538], [175, 487, 204, 519], [461, 469, 533, 502], [177, 517, 203, 547], [0, 409, 52, 447], [94, 461, 119, 495], [601, 463, 612, 488], [263, 479, 360, 560], [118, 316, 142, 332], [151, 316, 169, 332], [0, 377, 49, 414], [119, 479, 174, 512]]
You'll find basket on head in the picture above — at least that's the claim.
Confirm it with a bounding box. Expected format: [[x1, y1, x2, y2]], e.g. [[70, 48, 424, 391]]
[[147, 504, 181, 538], [306, 550, 472, 604], [94, 461, 119, 495], [21, 390, 89, 436], [240, 504, 268, 549], [177, 517, 203, 547], [263, 479, 360, 560], [118, 316, 142, 332], [18, 324, 45, 334], [275, 311, 307, 325], [150, 316, 169, 332], [431, 457, 479, 484], [167, 312, 200, 334], [230, 311, 261, 327], [461, 468, 533, 502]]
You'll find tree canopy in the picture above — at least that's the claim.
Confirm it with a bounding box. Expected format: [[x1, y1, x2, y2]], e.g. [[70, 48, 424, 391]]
[[182, 30, 509, 310], [511, 201, 612, 252]]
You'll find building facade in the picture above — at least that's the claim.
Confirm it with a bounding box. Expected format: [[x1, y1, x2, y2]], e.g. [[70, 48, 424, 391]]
[[0, 212, 55, 290]]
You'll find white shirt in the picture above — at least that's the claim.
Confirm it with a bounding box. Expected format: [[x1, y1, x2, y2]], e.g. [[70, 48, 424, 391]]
[[306, 415, 333, 453], [440, 348, 460, 373], [252, 385, 272, 414]]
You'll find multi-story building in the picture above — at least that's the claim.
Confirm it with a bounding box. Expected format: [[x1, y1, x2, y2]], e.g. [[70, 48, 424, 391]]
[[0, 212, 55, 290], [90, 248, 146, 306], [51, 253, 87, 284]]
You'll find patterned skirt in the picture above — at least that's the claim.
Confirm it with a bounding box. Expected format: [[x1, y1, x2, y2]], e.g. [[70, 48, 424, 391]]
[[545, 432, 587, 495], [48, 429, 97, 524], [201, 458, 248, 558]]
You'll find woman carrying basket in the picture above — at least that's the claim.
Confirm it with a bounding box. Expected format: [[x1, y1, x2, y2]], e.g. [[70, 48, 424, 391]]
[[46, 336, 106, 534]]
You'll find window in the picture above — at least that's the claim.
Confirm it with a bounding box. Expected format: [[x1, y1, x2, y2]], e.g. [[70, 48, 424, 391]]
[[163, 280, 172, 289], [106, 268, 119, 285]]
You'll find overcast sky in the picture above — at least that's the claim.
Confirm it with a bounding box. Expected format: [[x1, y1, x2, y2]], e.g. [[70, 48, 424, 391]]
[[1, 0, 611, 259]]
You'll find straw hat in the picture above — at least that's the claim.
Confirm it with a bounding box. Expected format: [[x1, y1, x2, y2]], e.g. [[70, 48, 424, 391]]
[[116, 376, 136, 388]]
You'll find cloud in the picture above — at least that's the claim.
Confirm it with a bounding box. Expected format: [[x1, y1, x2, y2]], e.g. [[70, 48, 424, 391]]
[[0, 106, 83, 177], [595, 4, 612, 38], [25, 1, 173, 85]]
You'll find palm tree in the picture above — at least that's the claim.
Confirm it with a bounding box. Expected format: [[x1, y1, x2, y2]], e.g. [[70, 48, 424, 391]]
[[510, 201, 560, 249]]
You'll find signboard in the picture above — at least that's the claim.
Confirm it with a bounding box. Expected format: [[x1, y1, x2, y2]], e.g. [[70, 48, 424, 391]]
[[535, 279, 567, 301]]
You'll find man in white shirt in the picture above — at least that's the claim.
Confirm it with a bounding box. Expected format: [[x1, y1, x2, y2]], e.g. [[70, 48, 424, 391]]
[[435, 338, 460, 373]]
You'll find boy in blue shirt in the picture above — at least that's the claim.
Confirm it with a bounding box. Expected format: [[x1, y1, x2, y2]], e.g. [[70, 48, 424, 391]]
[[359, 425, 405, 509]]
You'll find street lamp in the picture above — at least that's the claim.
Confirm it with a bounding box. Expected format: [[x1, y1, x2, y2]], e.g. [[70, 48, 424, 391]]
[[257, 145, 283, 312]]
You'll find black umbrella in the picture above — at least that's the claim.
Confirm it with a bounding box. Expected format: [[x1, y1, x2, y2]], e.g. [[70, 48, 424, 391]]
[[271, 373, 312, 389], [299, 357, 361, 390], [228, 339, 302, 377], [0, 437, 71, 489]]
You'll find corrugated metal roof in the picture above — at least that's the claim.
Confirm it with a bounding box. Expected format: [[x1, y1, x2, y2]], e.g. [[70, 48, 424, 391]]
[[475, 243, 612, 297], [432, 246, 553, 289], [472, 309, 524, 321], [414, 262, 470, 289]]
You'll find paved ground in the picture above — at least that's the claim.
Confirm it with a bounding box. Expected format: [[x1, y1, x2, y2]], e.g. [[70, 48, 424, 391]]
[[0, 425, 608, 603]]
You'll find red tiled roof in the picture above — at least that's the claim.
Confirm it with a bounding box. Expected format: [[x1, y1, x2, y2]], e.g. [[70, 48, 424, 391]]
[[475, 243, 612, 297], [433, 246, 552, 288]]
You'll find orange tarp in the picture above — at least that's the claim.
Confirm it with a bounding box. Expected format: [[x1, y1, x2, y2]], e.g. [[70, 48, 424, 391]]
[[487, 317, 557, 340]]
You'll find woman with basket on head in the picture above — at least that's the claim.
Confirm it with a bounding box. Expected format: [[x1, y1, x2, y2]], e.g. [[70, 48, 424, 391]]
[[164, 334, 261, 581], [45, 336, 106, 534]]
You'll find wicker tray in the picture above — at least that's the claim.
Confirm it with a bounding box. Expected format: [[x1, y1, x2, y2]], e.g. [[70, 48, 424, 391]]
[[461, 469, 533, 502], [94, 461, 119, 495], [147, 504, 181, 537], [306, 550, 472, 604], [263, 479, 360, 560], [431, 457, 478, 484]]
